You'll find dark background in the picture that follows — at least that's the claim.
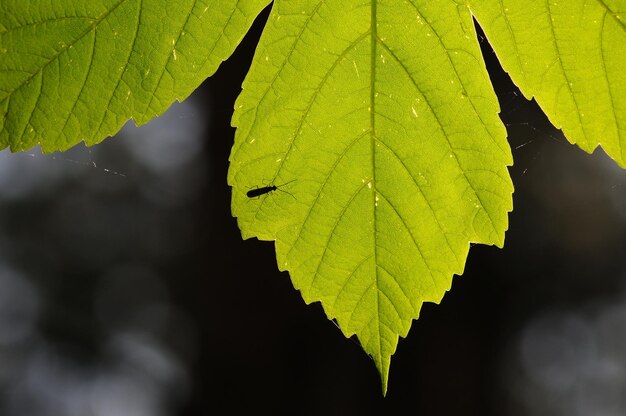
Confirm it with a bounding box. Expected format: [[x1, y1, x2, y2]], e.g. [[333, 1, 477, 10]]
[[1, 9, 625, 416]]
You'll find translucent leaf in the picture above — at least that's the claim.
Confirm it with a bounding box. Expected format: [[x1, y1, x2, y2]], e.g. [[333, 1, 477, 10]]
[[470, 0, 626, 166], [0, 0, 270, 152], [228, 0, 514, 392]]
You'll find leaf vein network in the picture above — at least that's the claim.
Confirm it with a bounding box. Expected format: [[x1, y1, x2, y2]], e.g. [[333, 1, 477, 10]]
[[373, 136, 459, 265], [375, 190, 440, 291], [544, 0, 588, 147], [59, 30, 98, 144], [599, 12, 624, 161], [145, 0, 197, 113], [376, 37, 499, 235], [285, 130, 369, 259], [307, 181, 369, 293], [234, 1, 324, 152], [250, 31, 370, 222], [409, 0, 509, 155], [330, 254, 374, 315], [94, 0, 143, 137], [1, 0, 128, 126]]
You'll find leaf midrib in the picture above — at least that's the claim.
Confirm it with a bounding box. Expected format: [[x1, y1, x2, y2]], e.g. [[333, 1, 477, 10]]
[[369, 0, 385, 384]]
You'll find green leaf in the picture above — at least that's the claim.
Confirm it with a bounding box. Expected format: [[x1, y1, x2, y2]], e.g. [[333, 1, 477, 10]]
[[0, 0, 270, 152], [228, 0, 513, 392], [470, 0, 626, 167]]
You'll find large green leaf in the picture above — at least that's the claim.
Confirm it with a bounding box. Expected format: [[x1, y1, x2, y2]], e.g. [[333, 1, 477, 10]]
[[470, 0, 626, 166], [228, 0, 513, 392], [0, 0, 270, 152]]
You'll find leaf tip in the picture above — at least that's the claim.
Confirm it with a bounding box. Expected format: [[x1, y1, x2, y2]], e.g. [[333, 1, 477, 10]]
[[374, 353, 390, 397], [381, 376, 389, 397]]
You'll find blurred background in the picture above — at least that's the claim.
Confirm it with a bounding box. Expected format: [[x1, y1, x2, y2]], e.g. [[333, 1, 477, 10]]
[[0, 9, 625, 415]]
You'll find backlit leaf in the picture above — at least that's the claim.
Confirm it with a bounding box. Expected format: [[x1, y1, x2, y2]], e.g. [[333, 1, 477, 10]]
[[471, 0, 626, 166], [0, 0, 270, 151], [228, 0, 514, 392]]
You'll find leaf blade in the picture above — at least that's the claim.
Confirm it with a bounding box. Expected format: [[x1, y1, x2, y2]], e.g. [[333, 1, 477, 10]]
[[229, 0, 513, 391]]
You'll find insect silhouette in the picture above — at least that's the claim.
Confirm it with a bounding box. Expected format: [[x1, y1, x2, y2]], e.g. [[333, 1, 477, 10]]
[[246, 179, 296, 199]]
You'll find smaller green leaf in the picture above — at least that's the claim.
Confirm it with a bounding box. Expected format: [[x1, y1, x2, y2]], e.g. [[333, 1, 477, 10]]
[[471, 0, 626, 166], [0, 0, 270, 152]]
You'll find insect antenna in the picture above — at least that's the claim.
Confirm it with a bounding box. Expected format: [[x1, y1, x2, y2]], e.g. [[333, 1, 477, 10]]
[[273, 179, 297, 199]]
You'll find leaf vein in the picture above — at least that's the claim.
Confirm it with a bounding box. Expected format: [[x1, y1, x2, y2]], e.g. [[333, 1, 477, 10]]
[[374, 136, 459, 266], [0, 15, 96, 36], [376, 189, 439, 291], [59, 30, 97, 147], [599, 11, 624, 161], [407, 0, 509, 156], [14, 71, 44, 149], [376, 262, 414, 315], [307, 181, 369, 293], [94, 0, 143, 137], [544, 0, 588, 147], [330, 254, 374, 316], [285, 130, 369, 260], [145, 0, 197, 114]]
